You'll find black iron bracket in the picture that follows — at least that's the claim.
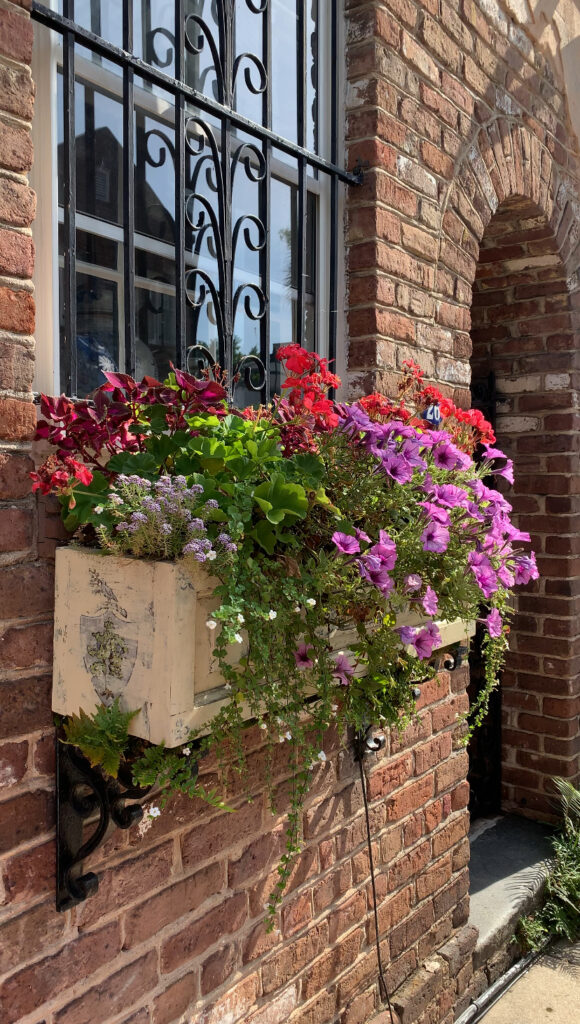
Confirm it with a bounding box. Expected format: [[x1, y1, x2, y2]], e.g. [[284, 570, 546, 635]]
[[56, 739, 152, 912]]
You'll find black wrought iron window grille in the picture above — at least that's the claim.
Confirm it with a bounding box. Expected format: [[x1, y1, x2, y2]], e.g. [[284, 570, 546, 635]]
[[31, 0, 360, 405]]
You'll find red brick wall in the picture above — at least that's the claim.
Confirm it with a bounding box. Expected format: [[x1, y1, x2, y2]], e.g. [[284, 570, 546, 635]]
[[2, 1, 580, 1023]]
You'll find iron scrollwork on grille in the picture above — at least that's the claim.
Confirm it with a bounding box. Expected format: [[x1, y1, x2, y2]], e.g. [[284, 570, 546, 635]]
[[141, 3, 269, 402]]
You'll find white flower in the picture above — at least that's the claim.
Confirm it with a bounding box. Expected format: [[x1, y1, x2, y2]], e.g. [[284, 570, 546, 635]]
[[224, 683, 232, 691], [148, 805, 161, 818], [317, 750, 327, 763], [331, 704, 339, 712], [293, 605, 301, 613], [234, 632, 243, 644], [259, 722, 267, 731], [207, 550, 217, 560], [268, 609, 277, 620], [285, 731, 292, 741], [306, 598, 316, 607], [206, 619, 218, 630], [94, 505, 104, 514], [278, 735, 285, 743], [237, 613, 245, 624], [182, 746, 191, 756]]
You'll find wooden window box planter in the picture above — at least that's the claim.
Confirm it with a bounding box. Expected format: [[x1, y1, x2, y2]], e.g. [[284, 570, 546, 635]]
[[52, 547, 475, 746]]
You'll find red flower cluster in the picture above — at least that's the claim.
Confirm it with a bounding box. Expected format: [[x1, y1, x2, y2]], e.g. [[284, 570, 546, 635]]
[[31, 453, 93, 498], [276, 345, 341, 431]]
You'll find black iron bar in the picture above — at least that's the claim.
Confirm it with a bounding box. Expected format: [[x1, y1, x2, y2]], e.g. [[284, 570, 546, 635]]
[[260, 0, 271, 402], [295, 0, 307, 348], [31, 1, 360, 186], [62, 0, 77, 397], [329, 0, 339, 371], [175, 0, 186, 369], [123, 0, 136, 377]]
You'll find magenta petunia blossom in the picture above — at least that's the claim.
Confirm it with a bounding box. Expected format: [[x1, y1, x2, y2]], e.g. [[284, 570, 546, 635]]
[[432, 442, 462, 470], [421, 521, 450, 553], [331, 531, 360, 555], [513, 552, 539, 585], [294, 643, 314, 670], [397, 626, 417, 646], [414, 623, 441, 660], [485, 608, 503, 638], [382, 453, 414, 484], [422, 586, 438, 616], [404, 573, 422, 592], [333, 652, 356, 686], [419, 501, 451, 525]]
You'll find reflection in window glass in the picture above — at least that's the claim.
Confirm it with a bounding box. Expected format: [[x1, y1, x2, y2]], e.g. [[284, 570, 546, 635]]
[[135, 109, 176, 243], [58, 72, 123, 225], [73, 273, 119, 397]]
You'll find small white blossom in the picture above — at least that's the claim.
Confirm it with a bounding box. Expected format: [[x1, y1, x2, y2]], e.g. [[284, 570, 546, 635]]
[[206, 619, 218, 630], [259, 722, 268, 731], [317, 750, 327, 763], [293, 605, 301, 613], [94, 505, 104, 514], [207, 550, 217, 560], [268, 609, 277, 620], [224, 683, 232, 691], [306, 598, 316, 607], [237, 613, 245, 624], [148, 805, 161, 818], [182, 746, 191, 756], [234, 632, 243, 644], [331, 704, 339, 712], [278, 735, 285, 743], [285, 731, 292, 741]]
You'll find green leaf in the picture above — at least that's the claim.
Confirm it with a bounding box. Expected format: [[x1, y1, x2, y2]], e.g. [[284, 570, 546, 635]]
[[106, 452, 159, 476], [62, 699, 140, 778]]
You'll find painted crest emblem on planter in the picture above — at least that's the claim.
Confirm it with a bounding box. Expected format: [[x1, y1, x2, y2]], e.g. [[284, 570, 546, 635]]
[[80, 570, 138, 705]]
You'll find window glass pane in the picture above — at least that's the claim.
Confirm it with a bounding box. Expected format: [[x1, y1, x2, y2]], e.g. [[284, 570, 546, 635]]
[[272, 0, 297, 144], [72, 271, 119, 396], [134, 0, 176, 77], [134, 103, 176, 244], [233, 3, 265, 126], [184, 0, 221, 101], [135, 249, 178, 379], [58, 72, 124, 225]]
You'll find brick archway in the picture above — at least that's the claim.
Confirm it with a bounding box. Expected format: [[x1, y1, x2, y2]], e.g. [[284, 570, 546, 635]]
[[439, 121, 580, 818]]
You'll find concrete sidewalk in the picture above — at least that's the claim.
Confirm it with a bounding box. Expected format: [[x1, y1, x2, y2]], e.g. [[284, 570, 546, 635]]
[[481, 941, 580, 1024]]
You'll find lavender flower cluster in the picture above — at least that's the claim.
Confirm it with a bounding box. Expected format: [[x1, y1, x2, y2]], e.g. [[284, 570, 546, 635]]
[[331, 406, 538, 663], [99, 474, 236, 561]]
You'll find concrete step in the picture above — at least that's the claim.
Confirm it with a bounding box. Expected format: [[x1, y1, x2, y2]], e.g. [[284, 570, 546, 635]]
[[468, 814, 553, 969]]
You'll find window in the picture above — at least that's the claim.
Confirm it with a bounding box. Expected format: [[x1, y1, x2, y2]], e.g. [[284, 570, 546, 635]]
[[31, 0, 356, 403]]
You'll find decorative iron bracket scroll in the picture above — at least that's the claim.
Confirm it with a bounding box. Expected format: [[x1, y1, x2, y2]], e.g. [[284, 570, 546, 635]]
[[56, 738, 152, 912]]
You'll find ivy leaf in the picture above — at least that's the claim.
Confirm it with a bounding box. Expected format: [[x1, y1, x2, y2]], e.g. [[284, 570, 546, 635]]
[[62, 699, 140, 778]]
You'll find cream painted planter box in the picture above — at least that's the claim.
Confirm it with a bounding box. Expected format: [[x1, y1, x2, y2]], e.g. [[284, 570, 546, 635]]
[[52, 547, 475, 747]]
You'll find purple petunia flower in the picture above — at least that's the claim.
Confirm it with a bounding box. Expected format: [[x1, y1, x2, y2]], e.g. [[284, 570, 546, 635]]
[[382, 453, 414, 484], [404, 574, 422, 592], [397, 626, 417, 646], [421, 522, 450, 553], [355, 528, 371, 543], [419, 502, 451, 526], [368, 530, 397, 570], [331, 531, 360, 555], [513, 553, 539, 585], [422, 586, 438, 616], [332, 652, 356, 686], [414, 623, 441, 660], [432, 484, 469, 508], [294, 643, 314, 670], [485, 608, 503, 638], [432, 442, 462, 470]]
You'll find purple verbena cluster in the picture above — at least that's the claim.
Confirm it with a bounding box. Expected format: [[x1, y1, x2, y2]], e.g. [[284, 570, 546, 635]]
[[99, 474, 235, 562]]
